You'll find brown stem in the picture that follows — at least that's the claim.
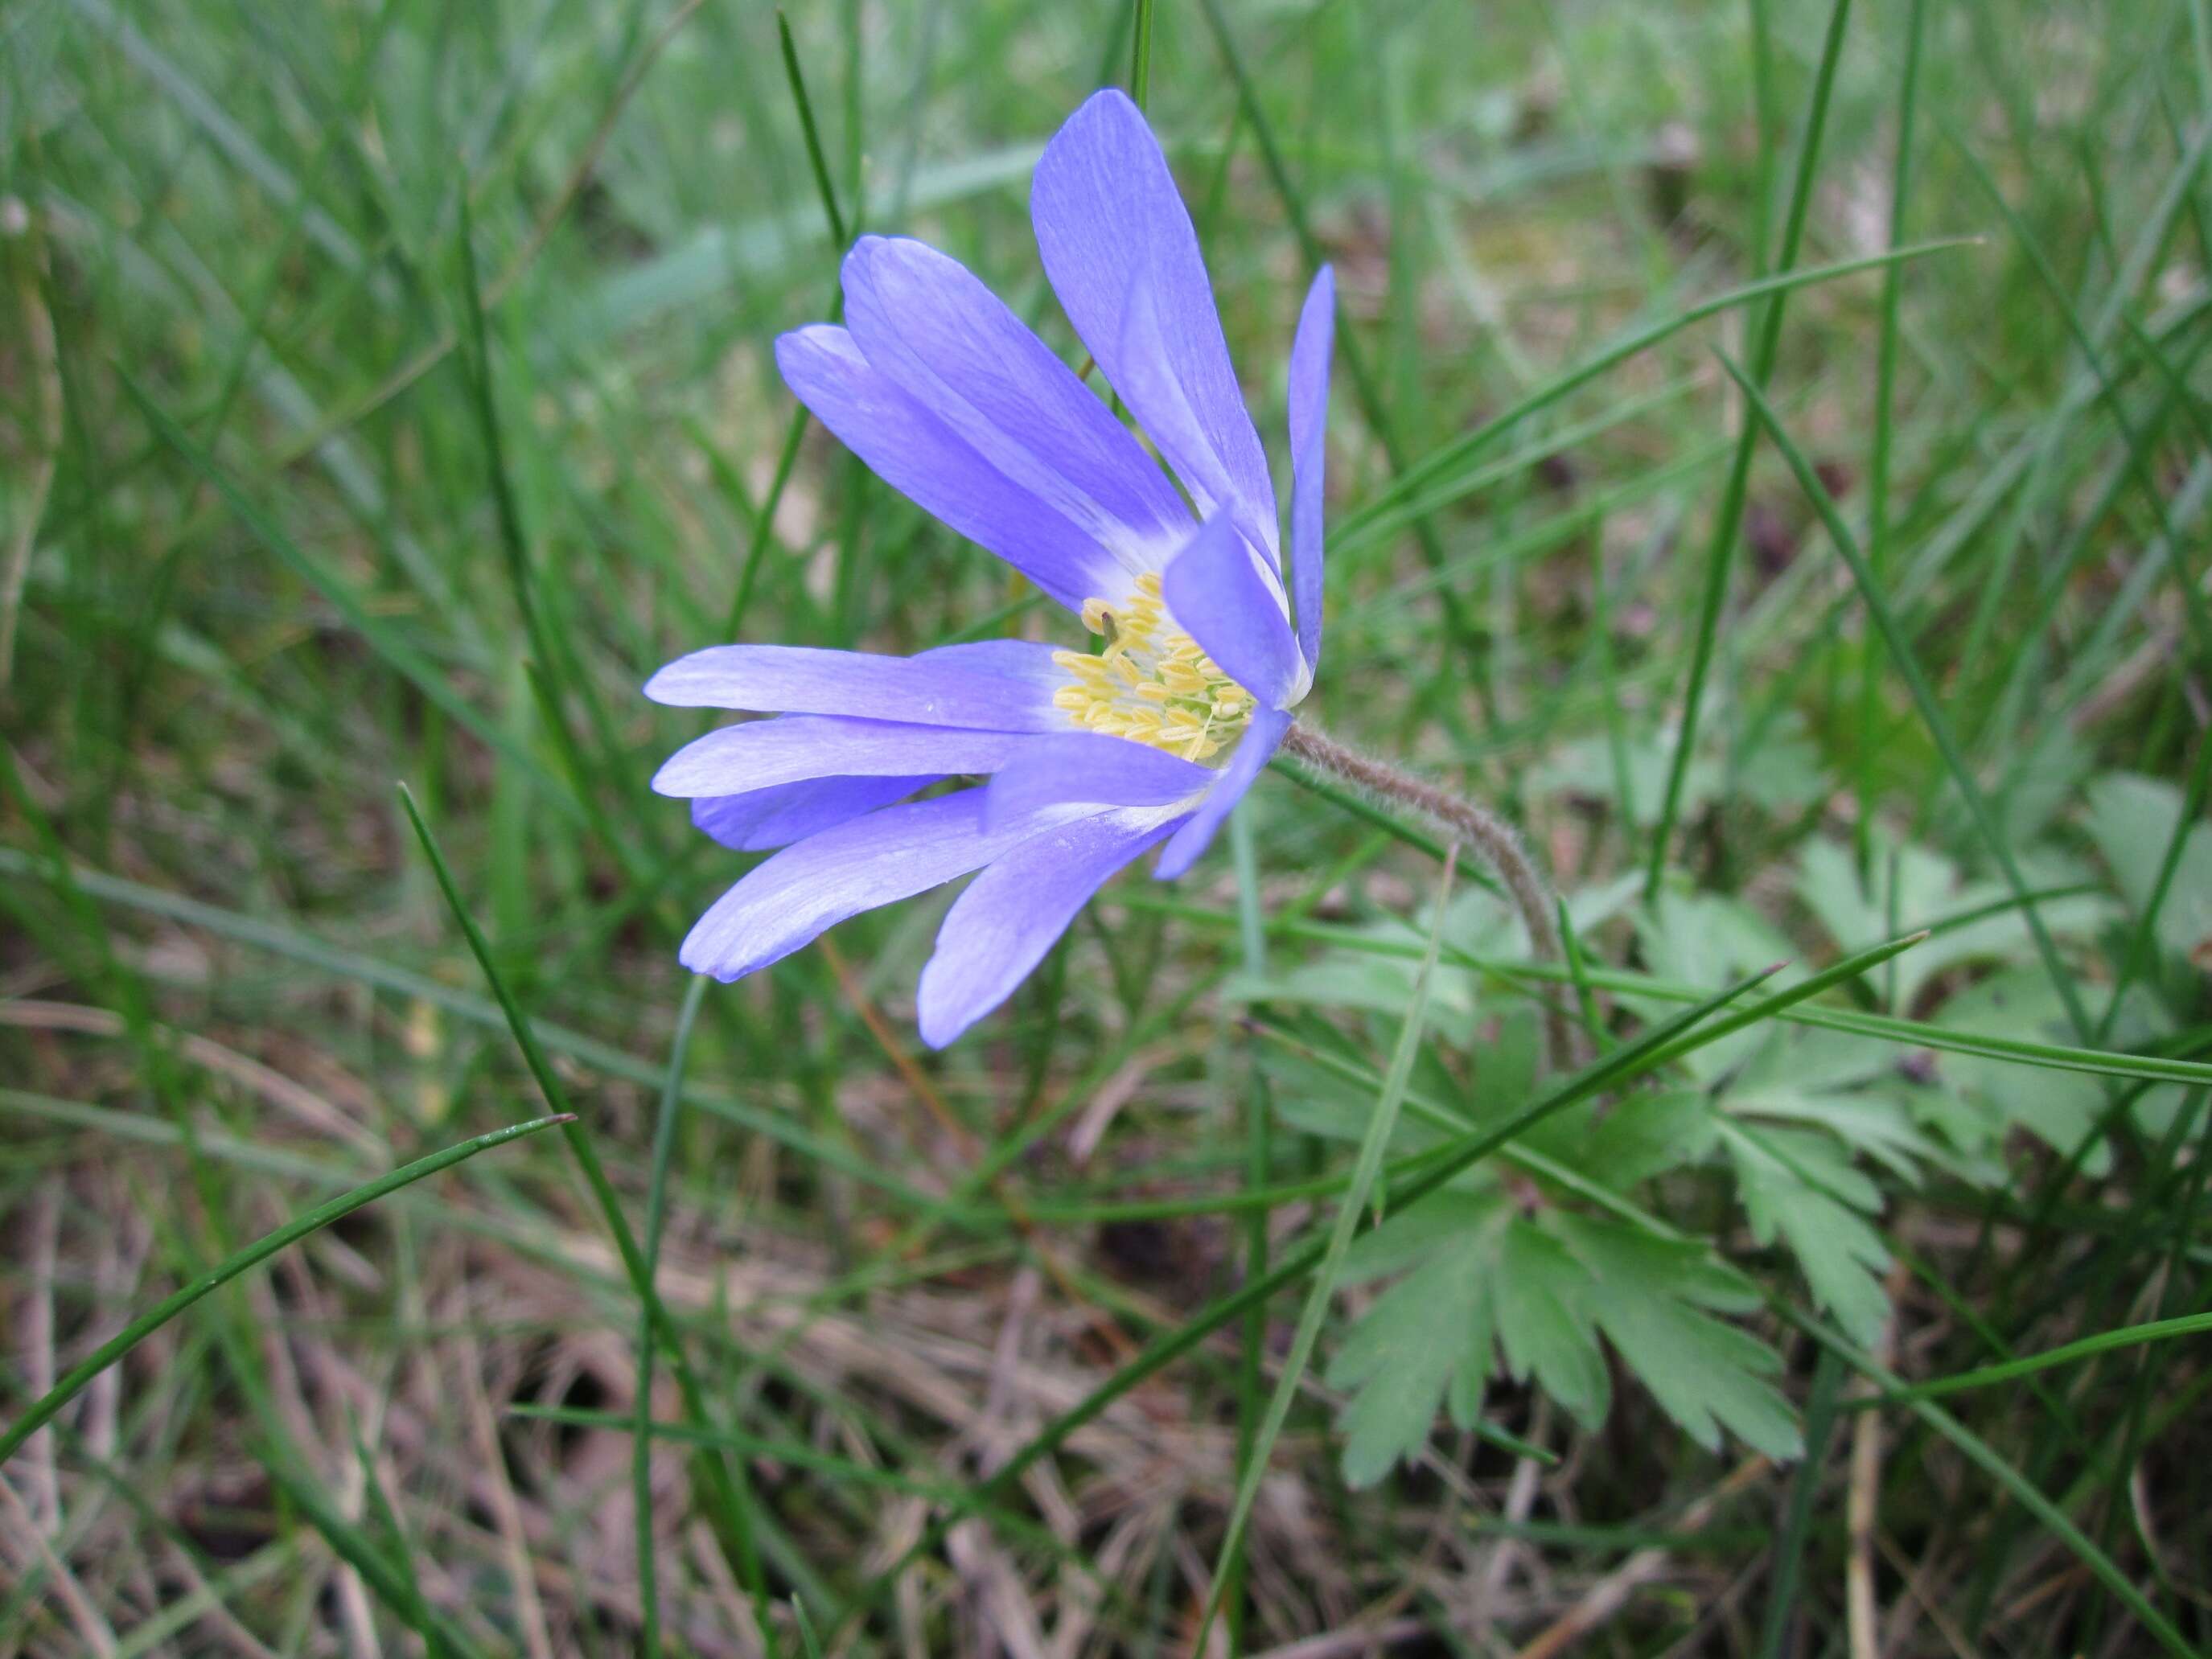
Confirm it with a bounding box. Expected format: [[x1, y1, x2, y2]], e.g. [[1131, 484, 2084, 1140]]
[[1281, 721, 1584, 1073]]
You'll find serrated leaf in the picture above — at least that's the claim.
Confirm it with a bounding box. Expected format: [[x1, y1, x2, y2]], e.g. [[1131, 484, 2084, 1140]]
[[1494, 1221, 1610, 1428], [1329, 1227, 1499, 1488], [1723, 1122, 1891, 1347], [1552, 1215, 1801, 1456], [1729, 1084, 1943, 1184], [1330, 1197, 1802, 1484]]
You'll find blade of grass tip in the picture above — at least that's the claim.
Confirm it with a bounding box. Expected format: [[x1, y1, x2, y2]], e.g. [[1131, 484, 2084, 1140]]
[[0, 1115, 567, 1467], [1197, 848, 1459, 1652], [1842, 1310, 2212, 1411], [1858, 0, 1928, 876], [778, 10, 849, 248], [1716, 352, 2099, 1045], [1470, 1417, 1560, 1465], [792, 1597, 827, 1659], [1643, 0, 1854, 900], [636, 974, 709, 1659], [1129, 0, 1156, 109], [1784, 1308, 2198, 1658], [395, 783, 779, 1649], [1640, 928, 1927, 1071], [834, 962, 1783, 1642]]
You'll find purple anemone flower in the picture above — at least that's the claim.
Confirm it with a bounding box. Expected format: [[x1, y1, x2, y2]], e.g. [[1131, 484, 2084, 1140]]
[[645, 88, 1334, 1047]]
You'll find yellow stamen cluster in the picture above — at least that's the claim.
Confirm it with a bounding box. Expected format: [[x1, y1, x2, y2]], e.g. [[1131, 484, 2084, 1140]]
[[1050, 572, 1254, 761]]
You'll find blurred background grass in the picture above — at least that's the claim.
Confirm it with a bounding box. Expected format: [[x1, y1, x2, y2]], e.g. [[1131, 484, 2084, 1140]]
[[4, 0, 2211, 1652]]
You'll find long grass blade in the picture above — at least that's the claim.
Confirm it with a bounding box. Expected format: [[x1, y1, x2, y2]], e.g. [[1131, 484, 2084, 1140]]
[[1644, 0, 1855, 895], [1197, 848, 1459, 1649]]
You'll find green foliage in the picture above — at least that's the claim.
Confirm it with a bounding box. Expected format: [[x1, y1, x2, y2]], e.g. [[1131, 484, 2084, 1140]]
[[1329, 1189, 1803, 1485]]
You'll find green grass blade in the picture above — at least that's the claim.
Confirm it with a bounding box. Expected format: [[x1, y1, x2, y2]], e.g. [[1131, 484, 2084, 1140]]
[[779, 9, 849, 248], [635, 973, 709, 1659], [1197, 849, 1459, 1650], [395, 783, 779, 1649], [1129, 0, 1156, 109], [1717, 350, 2098, 1044], [1848, 1312, 2212, 1410], [1858, 0, 1928, 873], [1645, 0, 1855, 896]]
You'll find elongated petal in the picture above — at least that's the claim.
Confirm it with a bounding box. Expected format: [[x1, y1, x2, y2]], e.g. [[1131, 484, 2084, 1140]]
[[1032, 90, 1278, 565], [656, 716, 1030, 798], [917, 807, 1182, 1047], [843, 236, 1190, 576], [644, 643, 1066, 730], [692, 776, 931, 852], [1161, 515, 1304, 710], [1153, 704, 1291, 881], [680, 790, 1100, 981], [775, 324, 1127, 610], [1288, 265, 1334, 671], [984, 732, 1211, 827]]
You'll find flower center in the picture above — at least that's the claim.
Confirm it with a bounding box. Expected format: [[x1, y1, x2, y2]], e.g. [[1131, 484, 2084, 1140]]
[[1050, 572, 1254, 762]]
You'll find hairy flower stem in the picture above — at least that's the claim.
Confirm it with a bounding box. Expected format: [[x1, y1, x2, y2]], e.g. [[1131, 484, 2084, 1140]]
[[1281, 721, 1583, 1073]]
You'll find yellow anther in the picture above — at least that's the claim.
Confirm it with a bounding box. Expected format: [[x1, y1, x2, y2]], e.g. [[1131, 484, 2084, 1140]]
[[1055, 575, 1257, 765]]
